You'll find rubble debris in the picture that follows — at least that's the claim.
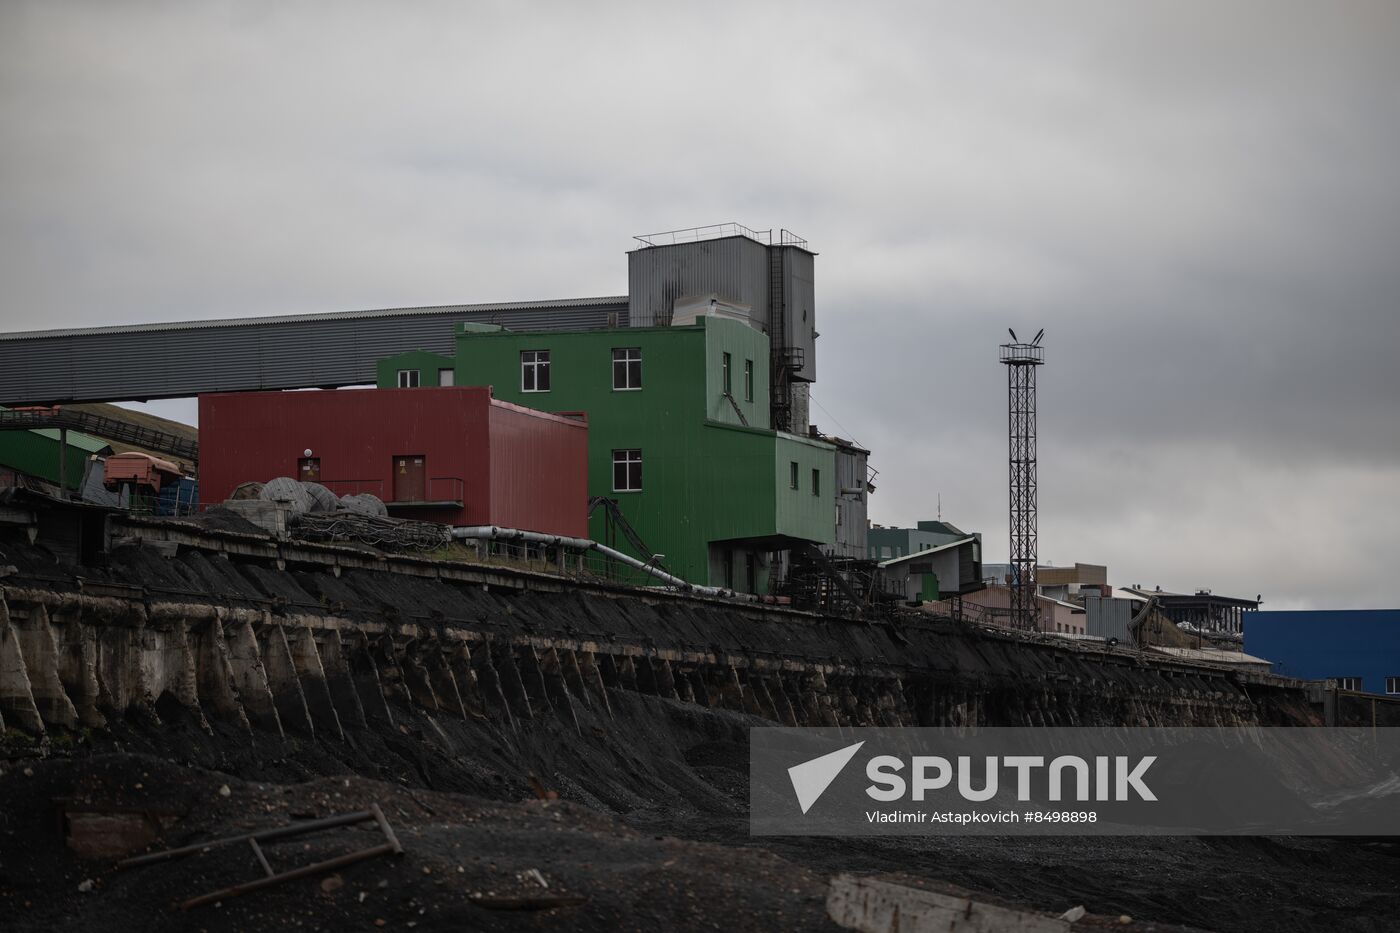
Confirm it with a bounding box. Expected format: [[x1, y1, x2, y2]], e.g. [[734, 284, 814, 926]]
[[118, 803, 404, 911], [826, 874, 1070, 933], [467, 892, 587, 911]]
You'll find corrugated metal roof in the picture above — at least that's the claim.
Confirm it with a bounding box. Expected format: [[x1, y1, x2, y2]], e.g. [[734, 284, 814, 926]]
[[877, 535, 978, 568], [0, 296, 629, 342], [1148, 646, 1272, 666], [0, 296, 630, 404], [0, 405, 110, 453], [20, 427, 110, 454]]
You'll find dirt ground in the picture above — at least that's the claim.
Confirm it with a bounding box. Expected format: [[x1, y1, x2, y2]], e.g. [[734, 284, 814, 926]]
[[2, 693, 1397, 932]]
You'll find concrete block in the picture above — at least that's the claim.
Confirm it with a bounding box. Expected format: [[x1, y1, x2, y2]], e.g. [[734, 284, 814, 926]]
[[316, 627, 367, 730], [447, 642, 487, 719], [193, 617, 250, 733], [12, 603, 79, 729], [53, 612, 105, 728], [257, 623, 314, 738], [398, 640, 442, 712], [219, 499, 289, 539], [423, 643, 468, 719], [344, 629, 394, 727], [139, 620, 204, 726], [0, 600, 43, 733], [288, 624, 344, 741], [223, 617, 282, 735]]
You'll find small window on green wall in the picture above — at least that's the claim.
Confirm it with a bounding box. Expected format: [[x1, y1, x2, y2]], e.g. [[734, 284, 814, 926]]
[[612, 348, 642, 390], [811, 468, 820, 496], [722, 352, 732, 394], [789, 461, 799, 489], [522, 350, 551, 392], [612, 448, 642, 492], [744, 359, 753, 401]]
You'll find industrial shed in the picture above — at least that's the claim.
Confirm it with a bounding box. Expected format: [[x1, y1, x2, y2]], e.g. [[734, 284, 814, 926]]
[[198, 387, 588, 536]]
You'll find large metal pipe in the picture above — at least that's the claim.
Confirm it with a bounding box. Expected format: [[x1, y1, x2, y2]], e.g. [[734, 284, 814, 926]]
[[450, 525, 753, 601]]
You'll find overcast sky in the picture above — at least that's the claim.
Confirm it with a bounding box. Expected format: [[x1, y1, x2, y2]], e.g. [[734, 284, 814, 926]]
[[3, 2, 1397, 609]]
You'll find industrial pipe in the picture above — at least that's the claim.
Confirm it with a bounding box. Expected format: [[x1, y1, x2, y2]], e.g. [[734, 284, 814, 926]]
[[450, 525, 754, 601]]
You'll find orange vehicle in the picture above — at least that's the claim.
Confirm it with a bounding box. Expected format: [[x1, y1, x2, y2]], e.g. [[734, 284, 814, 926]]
[[102, 451, 183, 492]]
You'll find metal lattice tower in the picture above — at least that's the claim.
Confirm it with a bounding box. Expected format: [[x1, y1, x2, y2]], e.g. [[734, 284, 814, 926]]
[[1000, 331, 1045, 630]]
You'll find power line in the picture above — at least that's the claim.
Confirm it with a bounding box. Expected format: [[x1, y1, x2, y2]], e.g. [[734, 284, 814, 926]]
[[807, 391, 865, 450]]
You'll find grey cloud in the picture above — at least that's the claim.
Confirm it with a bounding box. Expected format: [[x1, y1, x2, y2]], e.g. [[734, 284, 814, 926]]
[[2, 1, 1397, 608]]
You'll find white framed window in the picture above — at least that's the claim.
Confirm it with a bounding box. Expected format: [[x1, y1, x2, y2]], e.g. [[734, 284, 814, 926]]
[[1386, 676, 1399, 696], [396, 369, 420, 388], [744, 359, 754, 401], [811, 467, 820, 496], [612, 448, 642, 492], [1335, 676, 1362, 692], [612, 347, 642, 390], [521, 350, 550, 392], [438, 368, 454, 386], [789, 461, 799, 489]]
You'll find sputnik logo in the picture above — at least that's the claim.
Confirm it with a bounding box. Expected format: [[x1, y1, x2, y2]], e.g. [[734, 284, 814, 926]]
[[788, 741, 865, 814]]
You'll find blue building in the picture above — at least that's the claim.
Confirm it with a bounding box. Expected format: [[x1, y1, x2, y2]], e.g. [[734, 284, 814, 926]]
[[1245, 610, 1400, 695]]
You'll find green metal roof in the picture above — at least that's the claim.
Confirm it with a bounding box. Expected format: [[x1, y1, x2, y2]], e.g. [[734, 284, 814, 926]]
[[23, 426, 109, 453]]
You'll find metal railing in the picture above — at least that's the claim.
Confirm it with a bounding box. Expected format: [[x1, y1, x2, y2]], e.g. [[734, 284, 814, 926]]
[[999, 343, 1044, 365], [633, 223, 808, 250], [319, 477, 464, 504], [426, 476, 464, 503], [0, 406, 199, 461], [318, 478, 386, 497]]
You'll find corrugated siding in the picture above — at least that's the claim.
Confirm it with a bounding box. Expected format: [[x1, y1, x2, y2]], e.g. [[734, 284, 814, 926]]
[[197, 387, 495, 525], [627, 238, 771, 329], [0, 428, 107, 490], [781, 247, 816, 382], [487, 403, 589, 537], [0, 299, 628, 404], [831, 446, 867, 557], [1086, 596, 1135, 642]]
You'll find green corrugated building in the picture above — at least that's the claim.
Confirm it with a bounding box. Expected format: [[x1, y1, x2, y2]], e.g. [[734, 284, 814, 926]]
[[378, 316, 836, 591], [374, 349, 456, 388], [0, 407, 111, 491]]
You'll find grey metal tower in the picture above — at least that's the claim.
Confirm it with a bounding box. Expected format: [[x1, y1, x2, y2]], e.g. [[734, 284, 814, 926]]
[[1000, 330, 1044, 630]]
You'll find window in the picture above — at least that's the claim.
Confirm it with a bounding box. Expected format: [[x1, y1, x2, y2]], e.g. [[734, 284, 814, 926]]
[[835, 504, 842, 527], [722, 352, 732, 394], [396, 369, 420, 388], [612, 347, 642, 390], [811, 468, 820, 496], [438, 368, 454, 386], [612, 449, 642, 492], [789, 461, 799, 489], [521, 350, 551, 392], [744, 359, 754, 401], [1335, 676, 1362, 692], [1388, 677, 1399, 696]]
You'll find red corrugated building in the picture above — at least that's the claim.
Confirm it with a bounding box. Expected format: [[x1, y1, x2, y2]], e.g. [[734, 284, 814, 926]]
[[198, 387, 588, 536]]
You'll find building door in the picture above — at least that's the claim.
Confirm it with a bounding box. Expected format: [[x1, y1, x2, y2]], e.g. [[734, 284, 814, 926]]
[[393, 455, 425, 501], [298, 457, 321, 483]]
